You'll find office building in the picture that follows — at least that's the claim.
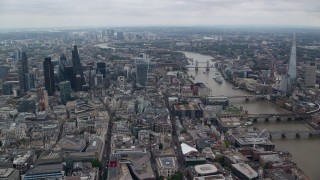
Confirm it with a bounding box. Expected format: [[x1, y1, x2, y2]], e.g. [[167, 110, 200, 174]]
[[60, 81, 71, 104], [0, 65, 10, 78], [231, 163, 258, 180], [18, 52, 29, 94], [72, 45, 85, 91], [2, 82, 12, 95], [134, 57, 149, 87], [304, 65, 316, 87], [117, 32, 124, 40], [24, 164, 65, 180], [58, 54, 68, 82], [0, 168, 19, 180], [75, 75, 82, 91], [17, 99, 36, 113], [65, 66, 75, 89], [96, 62, 106, 76], [156, 157, 178, 177], [43, 57, 55, 96]]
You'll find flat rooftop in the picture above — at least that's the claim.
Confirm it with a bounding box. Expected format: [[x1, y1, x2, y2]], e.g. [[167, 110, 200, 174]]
[[231, 163, 258, 179]]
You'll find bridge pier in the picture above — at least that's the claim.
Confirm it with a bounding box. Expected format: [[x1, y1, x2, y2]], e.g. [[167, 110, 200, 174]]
[[296, 133, 300, 138], [265, 118, 269, 122], [281, 133, 286, 139]]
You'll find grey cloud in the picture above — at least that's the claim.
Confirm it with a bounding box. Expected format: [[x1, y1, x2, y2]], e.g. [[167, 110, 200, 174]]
[[0, 0, 319, 28]]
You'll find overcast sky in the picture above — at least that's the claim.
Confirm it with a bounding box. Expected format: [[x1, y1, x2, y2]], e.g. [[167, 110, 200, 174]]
[[0, 0, 319, 28]]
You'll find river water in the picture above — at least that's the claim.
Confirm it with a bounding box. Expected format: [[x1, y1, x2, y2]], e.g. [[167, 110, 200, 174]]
[[183, 51, 320, 180]]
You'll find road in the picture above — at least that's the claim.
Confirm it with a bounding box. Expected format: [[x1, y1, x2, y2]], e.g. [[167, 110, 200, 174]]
[[164, 93, 188, 179], [96, 92, 114, 180]]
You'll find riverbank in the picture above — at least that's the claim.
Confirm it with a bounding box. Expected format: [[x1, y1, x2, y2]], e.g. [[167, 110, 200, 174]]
[[182, 51, 320, 179]]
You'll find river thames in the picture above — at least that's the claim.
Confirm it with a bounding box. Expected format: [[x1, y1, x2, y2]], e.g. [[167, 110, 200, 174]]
[[183, 51, 320, 180]]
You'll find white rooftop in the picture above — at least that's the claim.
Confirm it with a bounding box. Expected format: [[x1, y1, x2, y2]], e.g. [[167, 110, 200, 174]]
[[194, 164, 218, 175], [181, 143, 198, 154]]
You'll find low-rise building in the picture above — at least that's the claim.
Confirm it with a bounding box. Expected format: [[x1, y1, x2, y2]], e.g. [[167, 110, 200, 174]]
[[0, 168, 19, 180], [156, 157, 178, 177]]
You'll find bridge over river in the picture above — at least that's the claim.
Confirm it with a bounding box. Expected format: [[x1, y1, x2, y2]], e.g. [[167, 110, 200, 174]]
[[268, 130, 320, 139]]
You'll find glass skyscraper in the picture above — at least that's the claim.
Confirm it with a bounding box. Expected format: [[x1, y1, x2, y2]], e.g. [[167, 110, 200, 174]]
[[18, 52, 29, 94], [43, 57, 55, 96], [59, 81, 71, 104], [72, 45, 85, 91], [134, 57, 149, 87]]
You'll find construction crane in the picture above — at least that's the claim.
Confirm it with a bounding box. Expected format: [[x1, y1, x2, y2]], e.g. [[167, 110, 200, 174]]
[[253, 129, 266, 149]]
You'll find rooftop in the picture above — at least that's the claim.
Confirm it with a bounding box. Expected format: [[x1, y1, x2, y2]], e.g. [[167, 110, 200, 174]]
[[194, 164, 218, 175], [181, 143, 198, 154], [0, 168, 17, 178], [231, 163, 258, 179], [26, 163, 64, 175]]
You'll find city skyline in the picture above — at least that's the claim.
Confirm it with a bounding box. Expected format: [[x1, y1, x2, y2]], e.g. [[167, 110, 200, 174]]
[[1, 0, 320, 29]]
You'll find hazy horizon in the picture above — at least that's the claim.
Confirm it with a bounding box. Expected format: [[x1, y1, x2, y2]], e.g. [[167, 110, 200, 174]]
[[1, 0, 320, 29]]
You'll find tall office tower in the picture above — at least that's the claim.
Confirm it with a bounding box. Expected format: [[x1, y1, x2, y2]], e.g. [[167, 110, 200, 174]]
[[75, 74, 82, 91], [304, 65, 316, 87], [0, 65, 10, 78], [96, 62, 106, 77], [25, 73, 35, 90], [18, 52, 29, 94], [58, 54, 68, 82], [15, 50, 21, 60], [288, 33, 297, 80], [72, 45, 85, 91], [102, 30, 106, 38], [134, 57, 149, 87], [110, 29, 115, 38], [43, 57, 55, 96], [117, 32, 124, 40], [65, 66, 75, 89], [59, 81, 71, 104], [2, 81, 12, 95]]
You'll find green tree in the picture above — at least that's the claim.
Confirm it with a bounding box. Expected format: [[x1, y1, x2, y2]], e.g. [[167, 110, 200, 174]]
[[168, 171, 183, 180], [92, 160, 102, 169]]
